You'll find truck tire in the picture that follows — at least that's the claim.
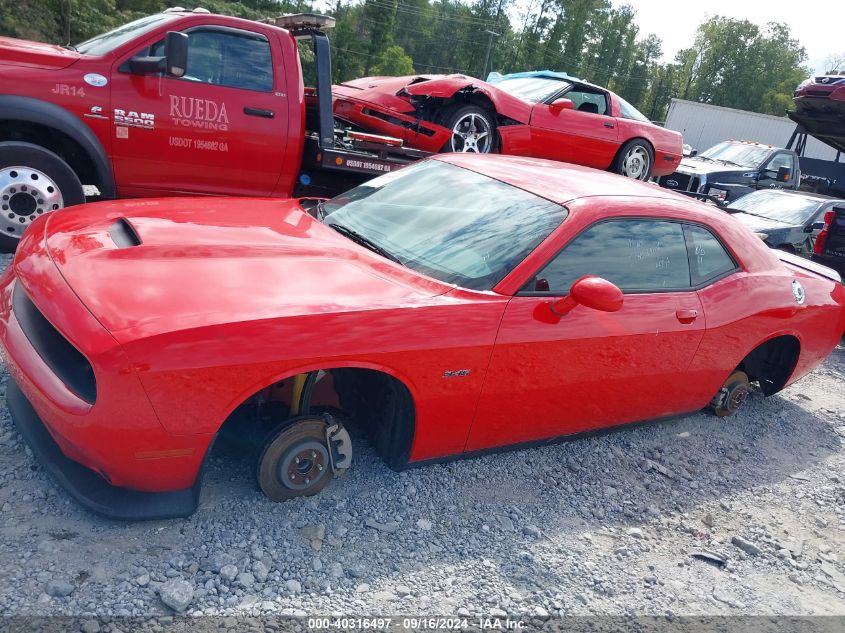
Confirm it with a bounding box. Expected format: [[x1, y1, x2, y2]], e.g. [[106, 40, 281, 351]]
[[0, 142, 85, 252], [441, 105, 496, 153], [611, 139, 654, 180]]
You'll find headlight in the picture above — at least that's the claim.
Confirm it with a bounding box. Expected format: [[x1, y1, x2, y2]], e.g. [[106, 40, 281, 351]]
[[709, 188, 728, 201]]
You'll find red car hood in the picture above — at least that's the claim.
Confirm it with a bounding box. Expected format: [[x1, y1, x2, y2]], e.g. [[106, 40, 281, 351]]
[[40, 198, 448, 343], [0, 37, 81, 69], [334, 75, 444, 113], [335, 73, 532, 123]]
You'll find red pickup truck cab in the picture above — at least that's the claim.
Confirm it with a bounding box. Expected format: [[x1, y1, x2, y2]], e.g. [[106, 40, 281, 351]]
[[0, 9, 421, 251]]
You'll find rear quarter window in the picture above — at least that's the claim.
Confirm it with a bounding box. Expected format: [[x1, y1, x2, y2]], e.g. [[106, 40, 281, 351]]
[[683, 224, 737, 285]]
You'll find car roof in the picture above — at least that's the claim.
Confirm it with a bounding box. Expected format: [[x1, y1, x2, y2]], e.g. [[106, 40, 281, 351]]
[[434, 154, 690, 205]]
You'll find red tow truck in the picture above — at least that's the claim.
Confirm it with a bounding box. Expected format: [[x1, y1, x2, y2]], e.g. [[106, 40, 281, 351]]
[[0, 8, 425, 250]]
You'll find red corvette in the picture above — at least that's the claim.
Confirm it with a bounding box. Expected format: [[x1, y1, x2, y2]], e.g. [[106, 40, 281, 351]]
[[1, 155, 843, 519], [333, 71, 683, 180]]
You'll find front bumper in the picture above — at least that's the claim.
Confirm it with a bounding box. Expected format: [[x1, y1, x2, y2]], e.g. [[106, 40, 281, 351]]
[[333, 96, 449, 153], [0, 222, 213, 518], [6, 380, 201, 520]]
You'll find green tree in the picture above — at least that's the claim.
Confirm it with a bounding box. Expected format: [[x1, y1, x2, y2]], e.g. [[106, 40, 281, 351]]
[[372, 44, 414, 75]]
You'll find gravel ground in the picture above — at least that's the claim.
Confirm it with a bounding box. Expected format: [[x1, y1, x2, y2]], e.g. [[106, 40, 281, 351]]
[[0, 251, 843, 626]]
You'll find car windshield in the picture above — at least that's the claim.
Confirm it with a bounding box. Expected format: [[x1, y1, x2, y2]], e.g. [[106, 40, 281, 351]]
[[75, 13, 179, 55], [729, 191, 822, 225], [320, 160, 567, 290], [494, 76, 571, 103], [698, 142, 771, 169]]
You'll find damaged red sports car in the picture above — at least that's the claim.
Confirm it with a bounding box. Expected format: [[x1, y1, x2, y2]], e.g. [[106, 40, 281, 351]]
[[2, 155, 843, 520], [333, 71, 683, 180]]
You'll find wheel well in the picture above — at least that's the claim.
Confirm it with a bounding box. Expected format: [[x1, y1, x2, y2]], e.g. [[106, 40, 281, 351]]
[[612, 137, 654, 164], [426, 90, 496, 125], [218, 367, 416, 471], [0, 120, 99, 193], [737, 335, 801, 396]]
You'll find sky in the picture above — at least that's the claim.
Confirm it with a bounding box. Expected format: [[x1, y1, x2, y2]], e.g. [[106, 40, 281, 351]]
[[617, 0, 842, 74]]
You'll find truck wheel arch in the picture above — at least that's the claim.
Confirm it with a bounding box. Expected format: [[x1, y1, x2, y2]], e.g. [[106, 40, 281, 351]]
[[0, 95, 115, 199]]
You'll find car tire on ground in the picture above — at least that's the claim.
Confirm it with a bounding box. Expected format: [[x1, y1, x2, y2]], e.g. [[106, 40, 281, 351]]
[[256, 417, 334, 501], [441, 105, 496, 154], [0, 142, 85, 252], [612, 139, 654, 180]]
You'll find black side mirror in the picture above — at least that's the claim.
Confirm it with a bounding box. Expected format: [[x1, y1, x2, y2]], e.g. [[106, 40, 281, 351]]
[[805, 221, 825, 233], [128, 31, 188, 77], [776, 166, 792, 183], [164, 31, 188, 78], [690, 149, 698, 157]]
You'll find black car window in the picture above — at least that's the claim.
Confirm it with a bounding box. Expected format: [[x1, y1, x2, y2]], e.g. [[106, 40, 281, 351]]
[[529, 219, 691, 293], [148, 28, 273, 92], [564, 87, 609, 116], [683, 224, 737, 285]]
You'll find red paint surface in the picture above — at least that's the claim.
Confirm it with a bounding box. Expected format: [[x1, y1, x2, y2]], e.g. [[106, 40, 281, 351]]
[[332, 75, 683, 176], [1, 155, 843, 494]]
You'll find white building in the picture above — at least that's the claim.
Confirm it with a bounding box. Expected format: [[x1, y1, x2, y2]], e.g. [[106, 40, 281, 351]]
[[664, 98, 840, 161]]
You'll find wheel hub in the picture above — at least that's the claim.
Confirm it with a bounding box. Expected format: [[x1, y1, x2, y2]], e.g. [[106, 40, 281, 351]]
[[0, 167, 63, 236], [9, 191, 36, 215], [725, 382, 749, 413], [623, 148, 649, 179], [277, 439, 329, 491], [451, 113, 491, 153]]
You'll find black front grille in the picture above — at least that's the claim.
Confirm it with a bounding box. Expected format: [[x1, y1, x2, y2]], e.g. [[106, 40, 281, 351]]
[[660, 172, 691, 190], [806, 90, 833, 97], [659, 172, 704, 192], [12, 284, 97, 404]]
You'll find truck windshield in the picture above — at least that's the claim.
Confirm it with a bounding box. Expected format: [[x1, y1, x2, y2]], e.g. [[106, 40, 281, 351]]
[[495, 77, 571, 103], [320, 160, 566, 290], [75, 13, 179, 56], [729, 191, 822, 225], [699, 142, 772, 169]]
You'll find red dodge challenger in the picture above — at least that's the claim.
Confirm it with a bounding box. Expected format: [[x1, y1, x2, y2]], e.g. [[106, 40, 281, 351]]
[[1, 155, 843, 520], [333, 71, 683, 180]]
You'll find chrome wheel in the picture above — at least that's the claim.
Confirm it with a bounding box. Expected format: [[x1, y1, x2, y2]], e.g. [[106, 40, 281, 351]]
[[621, 145, 651, 180], [450, 111, 493, 153], [0, 166, 63, 237]]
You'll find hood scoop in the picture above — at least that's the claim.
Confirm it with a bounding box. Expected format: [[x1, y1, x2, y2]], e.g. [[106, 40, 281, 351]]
[[108, 218, 142, 248]]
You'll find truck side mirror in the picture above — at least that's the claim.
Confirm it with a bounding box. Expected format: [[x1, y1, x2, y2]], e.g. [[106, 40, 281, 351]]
[[128, 31, 188, 77], [804, 221, 825, 233], [776, 166, 791, 182], [164, 31, 188, 78]]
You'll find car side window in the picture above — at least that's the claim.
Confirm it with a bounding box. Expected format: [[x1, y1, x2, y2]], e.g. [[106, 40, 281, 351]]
[[564, 88, 609, 116], [528, 219, 691, 293], [149, 28, 273, 92], [683, 224, 737, 285], [765, 153, 793, 172]]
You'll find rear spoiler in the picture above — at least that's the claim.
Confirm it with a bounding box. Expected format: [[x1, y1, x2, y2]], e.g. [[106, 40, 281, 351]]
[[776, 249, 842, 284]]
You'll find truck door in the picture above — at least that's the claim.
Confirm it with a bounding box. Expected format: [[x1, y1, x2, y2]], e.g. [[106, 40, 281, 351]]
[[529, 86, 619, 169], [109, 25, 287, 197]]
